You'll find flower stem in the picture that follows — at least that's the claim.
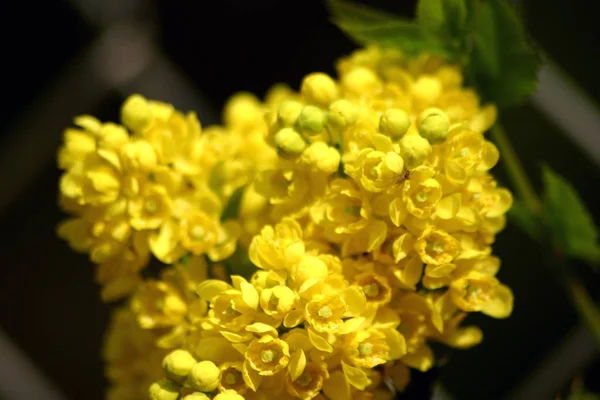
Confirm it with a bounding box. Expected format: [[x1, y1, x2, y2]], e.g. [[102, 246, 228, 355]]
[[490, 123, 541, 212]]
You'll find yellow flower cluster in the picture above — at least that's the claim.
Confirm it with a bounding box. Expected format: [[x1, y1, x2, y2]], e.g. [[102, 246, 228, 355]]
[[57, 47, 514, 399]]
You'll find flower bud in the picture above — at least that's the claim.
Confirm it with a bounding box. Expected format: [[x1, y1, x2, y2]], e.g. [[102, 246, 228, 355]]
[[274, 128, 306, 155], [277, 101, 303, 127], [342, 67, 381, 96], [297, 105, 327, 134], [400, 134, 432, 168], [412, 76, 442, 106], [301, 73, 338, 106], [301, 142, 340, 174], [121, 140, 158, 172], [328, 99, 356, 128], [182, 393, 211, 400], [379, 109, 410, 138], [214, 390, 245, 400], [187, 360, 221, 392], [121, 94, 152, 133], [418, 109, 449, 144], [163, 350, 197, 384], [149, 379, 180, 400]]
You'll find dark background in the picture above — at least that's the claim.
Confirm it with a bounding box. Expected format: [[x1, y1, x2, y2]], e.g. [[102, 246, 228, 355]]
[[1, 0, 600, 399]]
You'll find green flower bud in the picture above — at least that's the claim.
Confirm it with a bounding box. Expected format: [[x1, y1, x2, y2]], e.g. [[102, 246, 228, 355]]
[[274, 128, 307, 155], [301, 72, 338, 106], [162, 350, 197, 384], [418, 108, 449, 145], [149, 379, 180, 400], [400, 134, 432, 168], [328, 99, 356, 128], [187, 361, 221, 392], [182, 393, 211, 400], [297, 105, 327, 134], [379, 108, 410, 138], [277, 100, 303, 127]]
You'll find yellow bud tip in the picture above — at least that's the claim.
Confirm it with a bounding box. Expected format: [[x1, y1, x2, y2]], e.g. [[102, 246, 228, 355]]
[[297, 105, 327, 134], [187, 360, 221, 392], [301, 72, 338, 106], [182, 393, 211, 400], [214, 390, 246, 400], [419, 109, 449, 145], [149, 379, 180, 400], [277, 100, 303, 127], [274, 127, 306, 155], [121, 94, 152, 132], [400, 134, 432, 168], [379, 108, 410, 138], [162, 350, 197, 384], [328, 99, 356, 128]]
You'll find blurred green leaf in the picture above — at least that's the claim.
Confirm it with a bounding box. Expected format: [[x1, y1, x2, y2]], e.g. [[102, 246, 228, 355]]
[[508, 199, 542, 242], [568, 277, 600, 350], [326, 0, 452, 58], [417, 0, 468, 44], [542, 166, 600, 264], [467, 0, 540, 106], [221, 185, 247, 222]]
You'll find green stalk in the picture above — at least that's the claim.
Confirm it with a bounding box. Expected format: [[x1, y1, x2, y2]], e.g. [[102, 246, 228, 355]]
[[490, 123, 542, 212]]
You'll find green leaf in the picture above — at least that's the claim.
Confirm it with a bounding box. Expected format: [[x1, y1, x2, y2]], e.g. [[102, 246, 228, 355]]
[[507, 198, 542, 242], [541, 166, 600, 264], [417, 0, 468, 41], [326, 0, 452, 58], [467, 0, 540, 106], [221, 185, 246, 222]]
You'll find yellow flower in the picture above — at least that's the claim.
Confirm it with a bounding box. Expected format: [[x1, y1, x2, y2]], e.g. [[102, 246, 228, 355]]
[[402, 166, 442, 218], [443, 129, 499, 184], [187, 360, 221, 392], [121, 94, 153, 133], [218, 362, 248, 394], [450, 271, 513, 318], [300, 142, 341, 175], [343, 329, 389, 368], [353, 273, 392, 307], [414, 228, 459, 266], [249, 218, 305, 271], [121, 139, 158, 173], [260, 286, 296, 319], [345, 148, 405, 193], [246, 335, 290, 376], [180, 211, 226, 258], [305, 295, 347, 333], [286, 361, 329, 400], [128, 184, 172, 230], [131, 281, 187, 329], [209, 290, 255, 331]]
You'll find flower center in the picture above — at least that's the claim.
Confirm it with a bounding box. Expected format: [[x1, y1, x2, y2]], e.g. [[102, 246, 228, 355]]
[[460, 147, 470, 158], [144, 199, 158, 213], [317, 306, 333, 318], [344, 205, 361, 217], [427, 241, 445, 254], [363, 283, 380, 298], [191, 225, 205, 240], [358, 342, 373, 356], [261, 349, 277, 363], [297, 373, 312, 386], [416, 192, 428, 203], [225, 372, 237, 385]]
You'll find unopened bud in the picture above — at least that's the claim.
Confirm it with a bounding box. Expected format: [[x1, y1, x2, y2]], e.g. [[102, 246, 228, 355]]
[[274, 128, 306, 155], [297, 105, 326, 134], [277, 101, 303, 127], [149, 380, 180, 400], [162, 350, 197, 384], [328, 99, 356, 128], [400, 134, 432, 168], [187, 361, 221, 392], [379, 109, 410, 138], [301, 73, 338, 106], [121, 94, 152, 133], [418, 109, 449, 145]]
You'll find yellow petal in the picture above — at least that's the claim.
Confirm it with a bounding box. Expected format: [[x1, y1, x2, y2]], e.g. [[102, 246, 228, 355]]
[[284, 330, 313, 352], [196, 337, 242, 365], [373, 307, 401, 329], [425, 263, 456, 279], [196, 280, 233, 302], [367, 220, 388, 252], [337, 317, 365, 334], [323, 370, 351, 400], [402, 345, 434, 372], [435, 193, 461, 219], [343, 286, 366, 317], [220, 331, 253, 343], [240, 280, 259, 310], [382, 328, 407, 359], [307, 328, 333, 353], [245, 323, 278, 337], [481, 284, 514, 319], [469, 104, 497, 133], [372, 133, 393, 153], [287, 350, 307, 381], [242, 360, 262, 391], [341, 361, 371, 390], [442, 326, 483, 349], [284, 308, 305, 328], [389, 198, 408, 227]]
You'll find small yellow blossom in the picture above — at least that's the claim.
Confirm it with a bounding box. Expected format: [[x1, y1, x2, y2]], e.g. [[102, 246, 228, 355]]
[[286, 361, 329, 400], [305, 295, 347, 333], [246, 336, 291, 376]]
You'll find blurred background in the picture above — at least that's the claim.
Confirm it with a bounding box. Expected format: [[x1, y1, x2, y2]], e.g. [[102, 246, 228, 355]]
[[1, 0, 600, 399]]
